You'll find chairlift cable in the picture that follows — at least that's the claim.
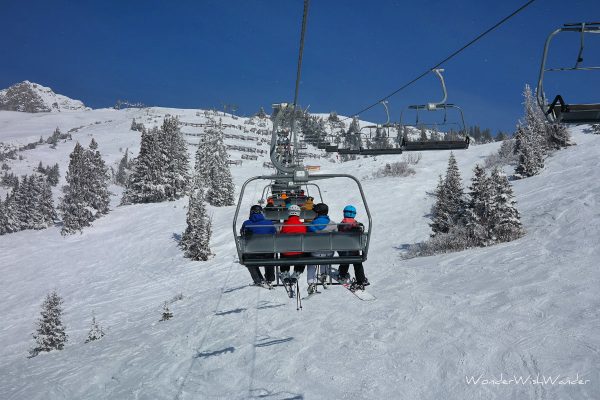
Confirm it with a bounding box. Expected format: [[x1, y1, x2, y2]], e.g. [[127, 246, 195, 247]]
[[341, 0, 537, 122], [291, 0, 310, 165]]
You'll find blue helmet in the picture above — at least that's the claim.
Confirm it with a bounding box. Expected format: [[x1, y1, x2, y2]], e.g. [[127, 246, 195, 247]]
[[343, 205, 357, 218]]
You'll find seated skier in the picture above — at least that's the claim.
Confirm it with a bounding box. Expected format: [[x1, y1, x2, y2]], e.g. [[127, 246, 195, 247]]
[[337, 205, 369, 289], [240, 205, 276, 287], [306, 203, 337, 294], [279, 204, 306, 284]]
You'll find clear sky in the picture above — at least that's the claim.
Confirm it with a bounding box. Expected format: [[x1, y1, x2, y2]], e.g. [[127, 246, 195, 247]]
[[1, 0, 599, 132]]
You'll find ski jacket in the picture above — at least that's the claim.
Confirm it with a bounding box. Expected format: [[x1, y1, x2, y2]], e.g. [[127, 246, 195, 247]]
[[241, 213, 276, 236], [302, 199, 314, 210], [280, 215, 306, 256], [308, 215, 337, 233], [338, 217, 363, 232]]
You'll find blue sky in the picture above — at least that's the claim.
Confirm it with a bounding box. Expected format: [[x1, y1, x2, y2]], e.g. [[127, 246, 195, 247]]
[[1, 0, 599, 132]]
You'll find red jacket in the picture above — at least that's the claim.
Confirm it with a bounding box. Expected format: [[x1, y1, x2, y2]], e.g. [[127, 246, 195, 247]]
[[280, 215, 306, 256]]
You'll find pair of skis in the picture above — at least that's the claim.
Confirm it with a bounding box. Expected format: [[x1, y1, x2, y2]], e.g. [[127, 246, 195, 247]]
[[300, 268, 375, 301]]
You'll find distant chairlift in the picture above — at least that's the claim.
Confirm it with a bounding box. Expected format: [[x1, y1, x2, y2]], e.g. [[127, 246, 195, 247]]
[[400, 69, 469, 151], [537, 22, 600, 124]]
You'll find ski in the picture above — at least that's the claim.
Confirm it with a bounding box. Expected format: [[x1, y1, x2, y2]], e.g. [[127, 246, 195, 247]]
[[329, 268, 376, 301], [249, 282, 273, 290]]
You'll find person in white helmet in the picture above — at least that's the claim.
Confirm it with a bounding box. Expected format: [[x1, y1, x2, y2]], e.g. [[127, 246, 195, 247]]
[[278, 204, 306, 284]]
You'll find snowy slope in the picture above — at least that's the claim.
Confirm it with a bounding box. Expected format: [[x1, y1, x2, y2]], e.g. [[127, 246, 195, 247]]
[[0, 81, 89, 113], [0, 108, 599, 400]]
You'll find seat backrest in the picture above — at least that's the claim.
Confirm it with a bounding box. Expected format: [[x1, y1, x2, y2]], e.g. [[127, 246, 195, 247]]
[[241, 231, 365, 253]]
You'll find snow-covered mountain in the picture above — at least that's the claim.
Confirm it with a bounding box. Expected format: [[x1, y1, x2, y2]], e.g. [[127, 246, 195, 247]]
[[0, 81, 89, 113], [0, 107, 599, 399]]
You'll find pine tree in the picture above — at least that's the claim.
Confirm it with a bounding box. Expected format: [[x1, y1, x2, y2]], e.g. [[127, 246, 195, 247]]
[[86, 139, 110, 215], [30, 291, 67, 357], [465, 165, 494, 245], [85, 313, 105, 343], [121, 127, 165, 204], [30, 174, 56, 229], [444, 152, 467, 224], [59, 143, 95, 234], [429, 175, 449, 235], [115, 149, 130, 186], [545, 123, 571, 150], [194, 129, 234, 207], [159, 117, 190, 200], [1, 193, 19, 234], [13, 175, 33, 230], [46, 163, 60, 186], [207, 129, 234, 206], [489, 167, 524, 242], [514, 124, 545, 178], [180, 188, 213, 261], [256, 107, 267, 119], [340, 117, 361, 161], [0, 197, 6, 235]]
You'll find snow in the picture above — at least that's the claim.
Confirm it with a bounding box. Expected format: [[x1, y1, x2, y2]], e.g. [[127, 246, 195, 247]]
[[0, 107, 599, 399]]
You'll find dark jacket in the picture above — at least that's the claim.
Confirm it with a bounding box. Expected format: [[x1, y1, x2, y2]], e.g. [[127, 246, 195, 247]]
[[241, 213, 276, 235]]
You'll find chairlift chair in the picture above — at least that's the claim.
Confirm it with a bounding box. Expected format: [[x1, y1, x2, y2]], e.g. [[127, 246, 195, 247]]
[[400, 69, 470, 151], [234, 173, 372, 267], [537, 22, 600, 124]]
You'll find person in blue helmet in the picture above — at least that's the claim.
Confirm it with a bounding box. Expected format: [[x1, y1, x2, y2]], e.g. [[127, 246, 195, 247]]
[[337, 205, 369, 289], [241, 204, 277, 287]]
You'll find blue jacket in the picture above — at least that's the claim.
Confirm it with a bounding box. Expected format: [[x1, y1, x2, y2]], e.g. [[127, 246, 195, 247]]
[[241, 213, 276, 235], [307, 215, 336, 233]]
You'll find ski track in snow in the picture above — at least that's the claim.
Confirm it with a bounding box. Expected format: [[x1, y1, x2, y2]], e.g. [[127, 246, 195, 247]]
[[1, 109, 599, 399]]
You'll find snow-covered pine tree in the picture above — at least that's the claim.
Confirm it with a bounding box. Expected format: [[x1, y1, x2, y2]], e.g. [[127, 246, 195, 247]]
[[340, 117, 361, 161], [489, 167, 524, 242], [13, 175, 33, 230], [465, 164, 494, 246], [429, 175, 449, 236], [0, 197, 5, 235], [86, 139, 110, 215], [85, 313, 105, 343], [419, 126, 428, 141], [121, 127, 165, 204], [30, 291, 67, 357], [115, 149, 130, 186], [180, 187, 213, 261], [514, 123, 545, 178], [1, 193, 19, 234], [545, 123, 571, 150], [256, 107, 267, 119], [46, 163, 60, 186], [522, 84, 547, 146], [30, 174, 57, 229], [207, 129, 234, 207], [443, 152, 467, 226], [159, 117, 190, 200], [371, 126, 391, 149], [60, 142, 95, 234], [194, 130, 218, 191]]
